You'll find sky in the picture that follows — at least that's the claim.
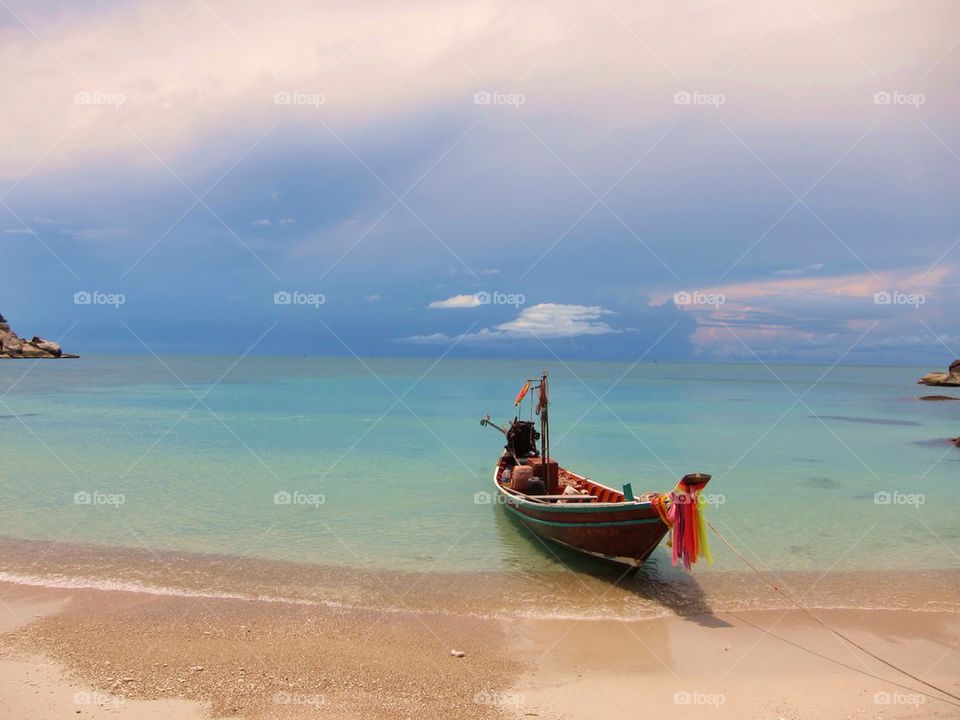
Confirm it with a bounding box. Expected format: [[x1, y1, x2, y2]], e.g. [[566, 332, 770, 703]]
[[1, 0, 958, 364]]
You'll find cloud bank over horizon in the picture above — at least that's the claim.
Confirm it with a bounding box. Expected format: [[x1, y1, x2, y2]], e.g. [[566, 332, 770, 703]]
[[1, 0, 958, 363]]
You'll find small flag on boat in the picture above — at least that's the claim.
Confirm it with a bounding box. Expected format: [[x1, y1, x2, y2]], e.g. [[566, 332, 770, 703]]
[[514, 381, 530, 406], [536, 375, 548, 415]]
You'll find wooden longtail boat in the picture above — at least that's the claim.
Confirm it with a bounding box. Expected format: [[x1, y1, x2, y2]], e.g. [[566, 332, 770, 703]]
[[481, 371, 713, 570]]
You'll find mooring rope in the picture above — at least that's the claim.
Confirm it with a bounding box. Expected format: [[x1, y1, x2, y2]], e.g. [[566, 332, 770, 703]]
[[706, 519, 960, 707]]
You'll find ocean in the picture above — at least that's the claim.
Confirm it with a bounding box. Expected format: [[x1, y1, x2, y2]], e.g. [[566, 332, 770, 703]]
[[1, 356, 957, 619]]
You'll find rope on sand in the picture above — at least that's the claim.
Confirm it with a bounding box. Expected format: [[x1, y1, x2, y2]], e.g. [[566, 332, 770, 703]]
[[706, 519, 960, 707]]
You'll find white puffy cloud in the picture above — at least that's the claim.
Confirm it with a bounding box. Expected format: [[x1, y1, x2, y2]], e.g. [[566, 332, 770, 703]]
[[402, 302, 615, 342], [495, 303, 615, 338], [428, 293, 483, 309]]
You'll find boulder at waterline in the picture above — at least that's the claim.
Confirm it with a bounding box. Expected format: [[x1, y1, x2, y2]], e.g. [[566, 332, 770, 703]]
[[0, 312, 78, 359], [917, 359, 960, 387]]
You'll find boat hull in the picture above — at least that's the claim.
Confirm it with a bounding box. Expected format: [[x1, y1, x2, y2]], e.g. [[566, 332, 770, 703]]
[[493, 457, 670, 567]]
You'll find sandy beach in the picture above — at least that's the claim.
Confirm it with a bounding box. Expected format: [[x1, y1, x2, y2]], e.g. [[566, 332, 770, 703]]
[[512, 609, 960, 719], [2, 580, 958, 719], [3, 0, 959, 714]]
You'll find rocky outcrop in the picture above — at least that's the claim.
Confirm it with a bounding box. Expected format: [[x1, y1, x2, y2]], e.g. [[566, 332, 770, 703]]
[[917, 359, 960, 387], [0, 312, 78, 359]]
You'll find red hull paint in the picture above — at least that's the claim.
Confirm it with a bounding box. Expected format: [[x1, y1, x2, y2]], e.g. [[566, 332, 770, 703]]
[[493, 454, 671, 566]]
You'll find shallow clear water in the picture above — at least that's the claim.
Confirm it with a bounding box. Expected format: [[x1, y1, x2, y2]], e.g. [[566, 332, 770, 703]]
[[0, 356, 957, 614]]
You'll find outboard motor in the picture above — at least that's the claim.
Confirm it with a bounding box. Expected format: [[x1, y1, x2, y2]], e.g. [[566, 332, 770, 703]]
[[506, 419, 540, 458]]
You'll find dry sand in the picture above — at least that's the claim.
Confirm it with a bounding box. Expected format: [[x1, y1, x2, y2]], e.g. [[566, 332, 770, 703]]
[[0, 585, 207, 719], [0, 582, 518, 719], [1, 580, 959, 719]]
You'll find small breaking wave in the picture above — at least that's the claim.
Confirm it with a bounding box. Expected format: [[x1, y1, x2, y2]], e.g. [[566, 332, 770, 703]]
[[0, 571, 324, 607]]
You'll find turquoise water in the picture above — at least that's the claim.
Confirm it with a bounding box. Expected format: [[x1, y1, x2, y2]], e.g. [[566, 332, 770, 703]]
[[0, 356, 957, 588]]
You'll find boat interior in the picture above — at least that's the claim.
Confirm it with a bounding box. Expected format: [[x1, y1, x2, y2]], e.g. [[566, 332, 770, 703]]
[[496, 455, 656, 505]]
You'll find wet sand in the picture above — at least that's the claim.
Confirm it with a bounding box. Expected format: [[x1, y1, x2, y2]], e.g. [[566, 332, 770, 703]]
[[512, 610, 960, 719], [2, 580, 959, 719]]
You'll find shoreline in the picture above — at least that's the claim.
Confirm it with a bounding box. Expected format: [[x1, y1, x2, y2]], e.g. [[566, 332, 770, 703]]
[[2, 536, 959, 623], [2, 580, 959, 719]]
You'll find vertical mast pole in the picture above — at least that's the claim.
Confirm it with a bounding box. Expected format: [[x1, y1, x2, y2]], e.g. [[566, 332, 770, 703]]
[[540, 370, 549, 464]]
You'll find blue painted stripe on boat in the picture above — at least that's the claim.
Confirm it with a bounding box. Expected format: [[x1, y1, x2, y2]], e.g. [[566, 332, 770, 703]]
[[504, 503, 665, 528]]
